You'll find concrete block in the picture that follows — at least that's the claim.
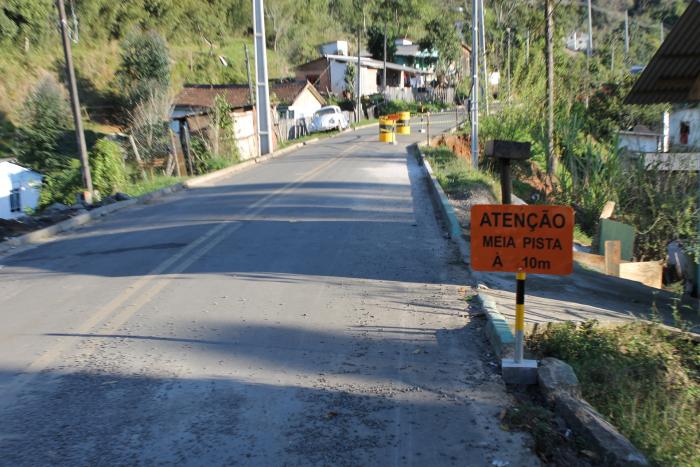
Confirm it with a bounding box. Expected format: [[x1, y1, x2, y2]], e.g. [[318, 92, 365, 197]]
[[555, 393, 648, 465], [501, 358, 538, 385]]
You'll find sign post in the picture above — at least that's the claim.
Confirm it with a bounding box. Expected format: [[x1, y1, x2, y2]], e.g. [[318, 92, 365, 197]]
[[471, 204, 574, 383], [476, 140, 574, 384]]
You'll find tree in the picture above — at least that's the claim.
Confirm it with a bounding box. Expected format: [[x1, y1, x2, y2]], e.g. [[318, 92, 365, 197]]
[[0, 1, 53, 44], [367, 25, 396, 62], [344, 62, 356, 99], [265, 0, 295, 53], [420, 16, 461, 85], [16, 75, 72, 173], [127, 89, 172, 162], [117, 30, 170, 107]]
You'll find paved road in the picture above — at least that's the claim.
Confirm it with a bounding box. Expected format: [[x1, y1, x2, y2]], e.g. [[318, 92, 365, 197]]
[[0, 123, 538, 466]]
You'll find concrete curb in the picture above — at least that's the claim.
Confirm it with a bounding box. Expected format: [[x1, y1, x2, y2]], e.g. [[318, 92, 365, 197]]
[[475, 292, 515, 358], [413, 144, 470, 263], [0, 135, 326, 257], [538, 358, 648, 465], [0, 183, 184, 257], [414, 138, 520, 359]]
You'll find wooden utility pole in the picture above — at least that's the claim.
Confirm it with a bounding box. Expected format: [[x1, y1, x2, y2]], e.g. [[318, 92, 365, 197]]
[[56, 0, 93, 202], [244, 44, 254, 105], [545, 0, 556, 179], [506, 27, 511, 103]]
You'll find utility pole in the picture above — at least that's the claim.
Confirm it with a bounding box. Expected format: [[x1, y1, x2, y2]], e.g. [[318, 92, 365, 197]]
[[586, 0, 593, 57], [470, 0, 479, 169], [545, 0, 556, 180], [659, 22, 664, 43], [506, 27, 511, 103], [56, 0, 92, 202], [585, 0, 593, 109], [253, 0, 272, 155], [479, 0, 488, 115], [356, 27, 362, 123], [624, 10, 629, 60], [382, 20, 387, 92], [244, 44, 254, 105]]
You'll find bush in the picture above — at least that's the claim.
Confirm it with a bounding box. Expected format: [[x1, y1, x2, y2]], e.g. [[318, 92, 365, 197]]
[[89, 139, 127, 196], [529, 321, 700, 466], [15, 75, 72, 172], [117, 30, 170, 107], [39, 166, 82, 207]]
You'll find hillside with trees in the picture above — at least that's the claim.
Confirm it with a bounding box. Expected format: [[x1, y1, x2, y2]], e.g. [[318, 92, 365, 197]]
[[0, 0, 692, 210]]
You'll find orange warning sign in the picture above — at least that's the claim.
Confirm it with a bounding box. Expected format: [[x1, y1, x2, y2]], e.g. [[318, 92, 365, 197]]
[[470, 205, 574, 275]]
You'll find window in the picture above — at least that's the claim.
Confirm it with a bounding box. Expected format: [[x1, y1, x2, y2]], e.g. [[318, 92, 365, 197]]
[[680, 121, 690, 145], [9, 188, 20, 213]]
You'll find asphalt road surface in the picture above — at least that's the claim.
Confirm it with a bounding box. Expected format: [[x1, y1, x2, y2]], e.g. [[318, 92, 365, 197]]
[[0, 121, 538, 466]]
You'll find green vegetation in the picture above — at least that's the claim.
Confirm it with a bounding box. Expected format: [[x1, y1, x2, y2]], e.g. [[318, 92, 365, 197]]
[[15, 75, 72, 172], [89, 139, 127, 197], [423, 146, 500, 201], [573, 225, 592, 247], [117, 30, 171, 107], [123, 175, 188, 199], [530, 321, 700, 466], [476, 1, 697, 263]]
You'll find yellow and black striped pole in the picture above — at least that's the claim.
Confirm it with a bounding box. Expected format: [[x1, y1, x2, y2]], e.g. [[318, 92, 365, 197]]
[[514, 271, 526, 362]]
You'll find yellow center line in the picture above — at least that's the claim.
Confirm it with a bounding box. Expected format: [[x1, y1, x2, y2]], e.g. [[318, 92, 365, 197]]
[[0, 141, 362, 404]]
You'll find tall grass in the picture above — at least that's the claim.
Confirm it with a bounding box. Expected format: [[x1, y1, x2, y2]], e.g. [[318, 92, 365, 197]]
[[530, 321, 700, 466], [423, 146, 500, 201]]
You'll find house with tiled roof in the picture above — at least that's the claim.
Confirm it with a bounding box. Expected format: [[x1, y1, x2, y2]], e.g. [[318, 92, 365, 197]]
[[171, 81, 326, 163]]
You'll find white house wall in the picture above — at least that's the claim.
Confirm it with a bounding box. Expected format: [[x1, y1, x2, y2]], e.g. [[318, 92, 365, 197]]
[[330, 61, 347, 94], [0, 162, 42, 219], [360, 67, 378, 96], [231, 110, 259, 161], [669, 108, 700, 148], [618, 134, 660, 153], [329, 60, 378, 97]]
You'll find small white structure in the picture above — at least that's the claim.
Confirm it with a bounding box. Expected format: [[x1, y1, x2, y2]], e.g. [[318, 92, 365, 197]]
[[565, 31, 589, 52], [0, 160, 42, 219], [320, 41, 349, 57], [669, 107, 700, 148], [618, 126, 662, 153]]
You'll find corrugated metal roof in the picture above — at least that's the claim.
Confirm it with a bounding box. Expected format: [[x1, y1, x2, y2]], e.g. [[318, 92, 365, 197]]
[[625, 0, 700, 104]]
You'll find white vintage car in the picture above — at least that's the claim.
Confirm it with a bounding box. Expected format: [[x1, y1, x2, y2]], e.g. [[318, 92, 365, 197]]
[[309, 106, 349, 133]]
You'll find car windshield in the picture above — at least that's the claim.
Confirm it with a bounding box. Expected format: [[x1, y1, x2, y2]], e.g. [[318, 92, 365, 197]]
[[315, 108, 337, 117]]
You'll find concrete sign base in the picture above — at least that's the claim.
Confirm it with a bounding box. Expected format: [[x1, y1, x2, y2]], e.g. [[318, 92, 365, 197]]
[[501, 358, 538, 385]]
